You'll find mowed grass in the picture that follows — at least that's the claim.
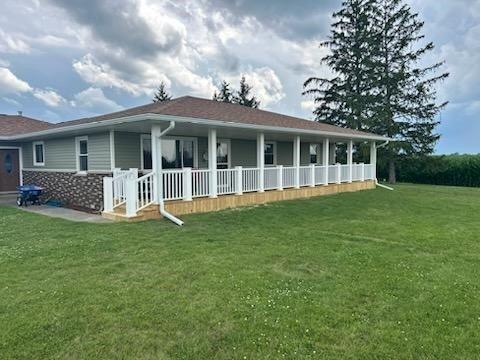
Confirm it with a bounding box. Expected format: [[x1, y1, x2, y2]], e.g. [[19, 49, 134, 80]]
[[1, 184, 480, 359]]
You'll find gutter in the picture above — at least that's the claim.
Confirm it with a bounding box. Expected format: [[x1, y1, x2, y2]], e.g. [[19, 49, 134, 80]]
[[156, 121, 184, 226]]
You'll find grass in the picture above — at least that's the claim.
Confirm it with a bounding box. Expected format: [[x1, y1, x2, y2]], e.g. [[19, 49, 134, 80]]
[[1, 183, 480, 359]]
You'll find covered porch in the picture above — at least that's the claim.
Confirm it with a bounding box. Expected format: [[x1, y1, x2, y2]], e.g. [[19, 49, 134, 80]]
[[102, 120, 379, 222]]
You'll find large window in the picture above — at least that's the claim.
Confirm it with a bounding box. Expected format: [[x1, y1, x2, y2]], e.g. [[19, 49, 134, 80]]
[[142, 135, 197, 170], [217, 139, 230, 169], [33, 141, 45, 166], [310, 144, 320, 164], [264, 142, 276, 166], [76, 136, 88, 172]]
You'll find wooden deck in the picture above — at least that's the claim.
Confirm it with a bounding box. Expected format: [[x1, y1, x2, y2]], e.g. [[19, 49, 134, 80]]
[[102, 180, 376, 221]]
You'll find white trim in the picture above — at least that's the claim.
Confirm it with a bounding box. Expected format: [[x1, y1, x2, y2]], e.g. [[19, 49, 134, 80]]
[[2, 113, 391, 142], [75, 136, 89, 173], [32, 141, 45, 166], [140, 134, 198, 170], [109, 130, 115, 170], [0, 146, 23, 186], [23, 168, 112, 174], [217, 138, 231, 169], [264, 141, 277, 166]]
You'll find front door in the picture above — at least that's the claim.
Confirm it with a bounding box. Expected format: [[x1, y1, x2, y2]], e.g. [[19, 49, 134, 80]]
[[0, 149, 20, 192]]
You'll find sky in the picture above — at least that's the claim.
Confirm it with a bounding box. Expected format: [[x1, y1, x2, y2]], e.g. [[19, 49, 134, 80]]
[[0, 0, 478, 154]]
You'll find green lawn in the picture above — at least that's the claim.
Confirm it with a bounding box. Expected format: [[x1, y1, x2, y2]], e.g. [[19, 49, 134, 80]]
[[1, 184, 480, 359]]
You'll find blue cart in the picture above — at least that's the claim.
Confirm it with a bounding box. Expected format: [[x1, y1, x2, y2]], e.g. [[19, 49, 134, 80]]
[[16, 185, 43, 206]]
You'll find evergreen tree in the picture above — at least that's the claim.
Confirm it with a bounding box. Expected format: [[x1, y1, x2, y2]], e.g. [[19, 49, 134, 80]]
[[152, 81, 172, 102], [213, 81, 234, 103], [303, 0, 378, 130], [303, 0, 448, 183], [234, 76, 260, 108], [370, 0, 448, 183]]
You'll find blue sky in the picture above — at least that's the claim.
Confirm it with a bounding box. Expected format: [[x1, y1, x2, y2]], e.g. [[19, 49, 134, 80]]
[[0, 0, 478, 154]]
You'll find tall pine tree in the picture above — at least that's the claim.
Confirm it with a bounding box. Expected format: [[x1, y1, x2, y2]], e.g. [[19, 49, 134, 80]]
[[213, 81, 234, 103], [371, 0, 448, 183], [303, 0, 448, 183], [234, 76, 260, 108], [152, 81, 172, 103], [303, 0, 378, 130]]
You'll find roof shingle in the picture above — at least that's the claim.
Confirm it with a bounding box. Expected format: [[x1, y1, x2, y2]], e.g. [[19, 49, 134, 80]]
[[0, 115, 53, 136]]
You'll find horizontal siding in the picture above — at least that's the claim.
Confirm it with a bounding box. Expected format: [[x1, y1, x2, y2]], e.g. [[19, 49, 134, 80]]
[[115, 132, 141, 169], [88, 132, 111, 170], [231, 139, 256, 167]]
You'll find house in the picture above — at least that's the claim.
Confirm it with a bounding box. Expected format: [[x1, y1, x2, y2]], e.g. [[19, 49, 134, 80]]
[[0, 96, 389, 224]]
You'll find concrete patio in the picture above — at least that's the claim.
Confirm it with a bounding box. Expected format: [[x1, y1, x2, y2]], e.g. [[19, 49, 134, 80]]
[[0, 194, 110, 223]]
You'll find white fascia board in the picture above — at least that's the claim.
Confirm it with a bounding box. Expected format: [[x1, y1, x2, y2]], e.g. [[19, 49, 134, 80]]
[[2, 113, 392, 142]]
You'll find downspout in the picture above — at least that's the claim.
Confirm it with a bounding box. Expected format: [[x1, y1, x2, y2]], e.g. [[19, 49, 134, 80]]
[[156, 121, 185, 226], [374, 140, 394, 190]]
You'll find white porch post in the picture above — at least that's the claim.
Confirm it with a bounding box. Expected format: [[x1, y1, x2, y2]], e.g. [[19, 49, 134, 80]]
[[103, 177, 113, 212], [347, 140, 353, 183], [183, 167, 192, 201], [370, 141, 377, 180], [277, 165, 283, 190], [310, 164, 315, 187], [322, 138, 329, 185], [257, 132, 265, 192], [360, 162, 365, 182], [125, 168, 138, 217], [208, 128, 218, 198], [235, 166, 243, 195], [336, 163, 341, 184], [293, 135, 301, 189], [151, 124, 163, 203]]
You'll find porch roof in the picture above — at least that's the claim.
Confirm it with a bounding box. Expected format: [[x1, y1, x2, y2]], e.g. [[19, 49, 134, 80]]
[[2, 96, 391, 142]]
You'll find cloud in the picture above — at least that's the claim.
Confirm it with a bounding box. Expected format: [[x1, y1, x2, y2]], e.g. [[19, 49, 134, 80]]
[[0, 28, 31, 54], [238, 67, 285, 108], [0, 67, 32, 95], [33, 89, 66, 107], [72, 87, 123, 113]]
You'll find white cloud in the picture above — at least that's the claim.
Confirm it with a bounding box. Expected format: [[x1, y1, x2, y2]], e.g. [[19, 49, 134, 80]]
[[300, 100, 315, 111], [0, 28, 31, 54], [0, 67, 32, 95], [236, 67, 285, 108], [33, 88, 66, 107], [72, 87, 123, 113]]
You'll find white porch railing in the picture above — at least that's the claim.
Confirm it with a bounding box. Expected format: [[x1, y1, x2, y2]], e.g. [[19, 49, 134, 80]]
[[103, 163, 377, 217]]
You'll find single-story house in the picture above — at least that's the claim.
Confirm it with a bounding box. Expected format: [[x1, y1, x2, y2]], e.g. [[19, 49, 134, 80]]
[[0, 96, 389, 224]]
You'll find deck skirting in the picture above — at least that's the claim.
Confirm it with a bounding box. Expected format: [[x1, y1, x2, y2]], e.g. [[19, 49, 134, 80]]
[[164, 180, 375, 216]]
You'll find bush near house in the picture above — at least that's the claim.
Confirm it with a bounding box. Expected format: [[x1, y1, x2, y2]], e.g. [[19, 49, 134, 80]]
[[377, 154, 480, 187]]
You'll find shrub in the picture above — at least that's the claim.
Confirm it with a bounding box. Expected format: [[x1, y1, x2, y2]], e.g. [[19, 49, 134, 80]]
[[377, 154, 480, 187]]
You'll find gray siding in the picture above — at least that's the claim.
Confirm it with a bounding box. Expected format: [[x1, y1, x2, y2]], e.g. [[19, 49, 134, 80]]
[[231, 139, 256, 167], [89, 132, 111, 170], [277, 141, 293, 166], [22, 132, 111, 171], [115, 132, 141, 169]]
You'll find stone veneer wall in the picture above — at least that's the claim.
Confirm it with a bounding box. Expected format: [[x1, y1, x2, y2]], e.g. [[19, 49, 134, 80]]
[[23, 171, 109, 212]]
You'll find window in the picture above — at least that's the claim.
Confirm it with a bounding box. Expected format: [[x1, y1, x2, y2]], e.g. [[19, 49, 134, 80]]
[[141, 135, 152, 170], [76, 136, 88, 172], [217, 139, 230, 169], [141, 135, 197, 170], [33, 141, 45, 166], [310, 144, 321, 164], [264, 142, 276, 166]]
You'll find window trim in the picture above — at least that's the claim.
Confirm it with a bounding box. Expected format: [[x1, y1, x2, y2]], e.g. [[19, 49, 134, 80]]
[[217, 138, 231, 169], [309, 143, 321, 164], [140, 134, 198, 170], [32, 141, 45, 166], [75, 136, 88, 173], [264, 141, 277, 167]]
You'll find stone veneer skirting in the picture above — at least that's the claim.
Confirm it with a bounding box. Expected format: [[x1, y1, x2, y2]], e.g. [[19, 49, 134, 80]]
[[23, 170, 109, 211]]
